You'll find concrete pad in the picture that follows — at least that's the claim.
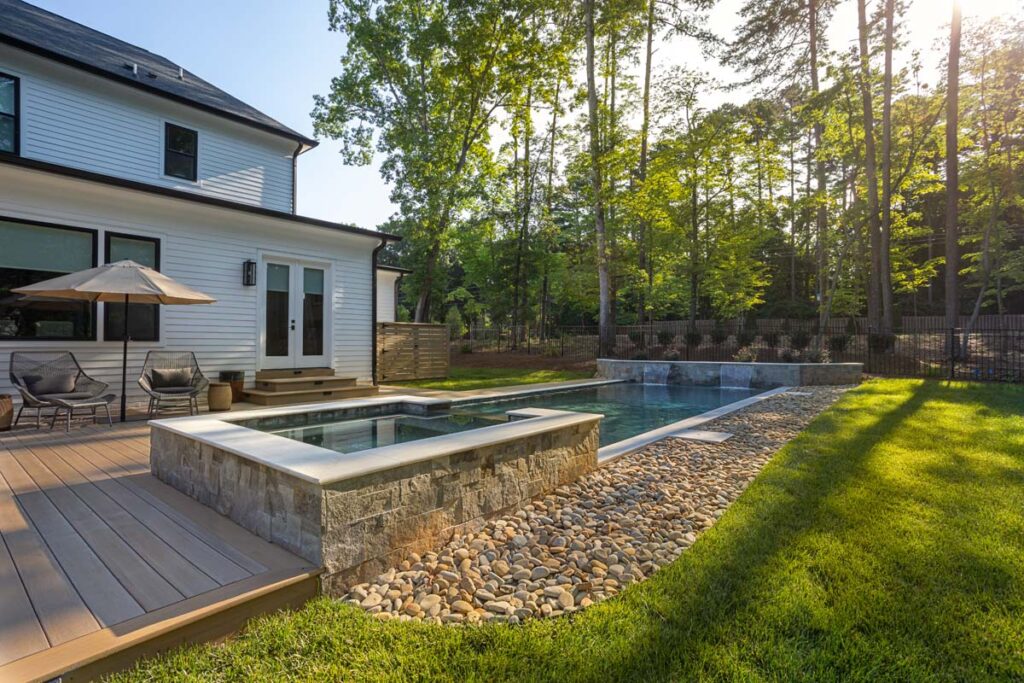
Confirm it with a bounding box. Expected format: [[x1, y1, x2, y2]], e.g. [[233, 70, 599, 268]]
[[670, 429, 733, 443]]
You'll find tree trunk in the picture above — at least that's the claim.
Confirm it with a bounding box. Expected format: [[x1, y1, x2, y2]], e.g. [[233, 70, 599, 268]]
[[585, 0, 614, 356], [809, 0, 829, 340], [944, 2, 961, 338], [879, 0, 895, 334], [637, 0, 655, 330], [857, 0, 883, 334]]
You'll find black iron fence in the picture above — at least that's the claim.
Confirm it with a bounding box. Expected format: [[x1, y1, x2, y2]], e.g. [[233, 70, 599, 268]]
[[455, 319, 1024, 383]]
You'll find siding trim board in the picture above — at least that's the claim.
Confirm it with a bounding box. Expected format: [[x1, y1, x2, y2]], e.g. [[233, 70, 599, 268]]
[[0, 153, 400, 243]]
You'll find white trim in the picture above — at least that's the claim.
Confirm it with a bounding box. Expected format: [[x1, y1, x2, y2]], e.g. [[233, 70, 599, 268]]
[[256, 250, 334, 370]]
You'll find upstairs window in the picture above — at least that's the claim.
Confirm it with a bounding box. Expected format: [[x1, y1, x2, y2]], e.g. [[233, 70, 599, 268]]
[[164, 122, 197, 181], [0, 73, 18, 155]]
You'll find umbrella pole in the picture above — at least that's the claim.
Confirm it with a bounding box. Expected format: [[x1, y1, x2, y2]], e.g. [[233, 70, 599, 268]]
[[120, 293, 128, 422]]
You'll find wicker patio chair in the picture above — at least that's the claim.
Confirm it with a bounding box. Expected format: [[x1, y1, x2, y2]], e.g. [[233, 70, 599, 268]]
[[9, 351, 112, 428], [138, 350, 209, 417]]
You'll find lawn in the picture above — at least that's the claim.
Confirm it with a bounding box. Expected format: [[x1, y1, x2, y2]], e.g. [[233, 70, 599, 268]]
[[114, 379, 1024, 682], [391, 366, 593, 391]]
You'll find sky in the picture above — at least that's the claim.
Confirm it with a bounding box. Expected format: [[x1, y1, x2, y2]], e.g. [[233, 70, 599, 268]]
[[24, 0, 1023, 231]]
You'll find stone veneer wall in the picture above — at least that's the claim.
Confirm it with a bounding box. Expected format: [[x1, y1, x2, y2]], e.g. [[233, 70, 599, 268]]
[[596, 359, 862, 387], [151, 418, 600, 594]]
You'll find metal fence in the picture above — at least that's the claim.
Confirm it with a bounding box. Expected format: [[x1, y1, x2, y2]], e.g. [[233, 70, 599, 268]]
[[455, 320, 1024, 383]]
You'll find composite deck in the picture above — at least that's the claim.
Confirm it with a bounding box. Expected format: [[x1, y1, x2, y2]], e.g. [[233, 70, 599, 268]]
[[0, 420, 319, 682]]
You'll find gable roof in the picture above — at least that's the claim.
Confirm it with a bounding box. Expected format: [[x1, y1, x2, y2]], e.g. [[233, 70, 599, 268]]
[[0, 0, 318, 150]]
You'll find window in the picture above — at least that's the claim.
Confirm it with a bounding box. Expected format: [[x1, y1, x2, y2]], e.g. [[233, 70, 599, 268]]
[[164, 122, 197, 181], [0, 218, 96, 340], [104, 233, 160, 342], [0, 73, 18, 155]]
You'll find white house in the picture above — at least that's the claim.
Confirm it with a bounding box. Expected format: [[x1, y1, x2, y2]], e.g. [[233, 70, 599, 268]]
[[0, 0, 399, 411], [375, 265, 410, 323]]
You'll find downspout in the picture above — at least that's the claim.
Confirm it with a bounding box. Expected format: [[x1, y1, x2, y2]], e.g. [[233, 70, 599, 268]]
[[371, 239, 387, 385], [291, 142, 303, 215]]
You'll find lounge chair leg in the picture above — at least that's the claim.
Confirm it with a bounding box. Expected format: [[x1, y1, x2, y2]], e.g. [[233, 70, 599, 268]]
[[13, 405, 23, 427], [49, 408, 59, 430], [36, 407, 41, 429], [104, 403, 112, 427], [66, 408, 72, 432], [92, 406, 97, 425]]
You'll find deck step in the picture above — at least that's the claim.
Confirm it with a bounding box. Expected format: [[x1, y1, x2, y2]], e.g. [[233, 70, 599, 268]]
[[254, 376, 357, 393], [242, 385, 378, 406], [255, 367, 335, 381]]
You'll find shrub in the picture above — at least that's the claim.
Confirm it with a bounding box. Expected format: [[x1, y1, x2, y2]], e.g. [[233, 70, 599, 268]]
[[827, 334, 850, 353], [802, 347, 831, 363], [737, 329, 756, 347], [868, 333, 897, 353], [711, 325, 729, 344], [790, 329, 812, 351], [664, 349, 681, 361], [778, 348, 799, 362], [684, 330, 703, 347], [734, 346, 758, 363], [657, 330, 675, 347], [628, 330, 645, 346], [631, 351, 649, 361], [762, 331, 780, 348]]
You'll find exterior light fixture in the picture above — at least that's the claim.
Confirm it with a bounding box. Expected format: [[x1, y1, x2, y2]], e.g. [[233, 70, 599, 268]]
[[242, 259, 257, 286]]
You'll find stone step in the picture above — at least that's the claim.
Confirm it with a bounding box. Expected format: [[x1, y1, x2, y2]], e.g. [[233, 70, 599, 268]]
[[242, 385, 378, 406], [254, 376, 357, 393], [255, 367, 335, 381]]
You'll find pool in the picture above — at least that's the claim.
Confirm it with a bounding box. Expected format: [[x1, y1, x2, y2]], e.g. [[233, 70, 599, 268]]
[[252, 412, 507, 454], [456, 383, 762, 447]]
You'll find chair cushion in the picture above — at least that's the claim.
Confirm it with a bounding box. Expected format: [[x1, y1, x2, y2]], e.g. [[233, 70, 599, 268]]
[[151, 368, 192, 389], [24, 373, 77, 395], [153, 386, 197, 395], [37, 391, 95, 401]]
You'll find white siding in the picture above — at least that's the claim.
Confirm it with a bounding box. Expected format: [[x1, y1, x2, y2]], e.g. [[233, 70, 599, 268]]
[[0, 45, 296, 212], [0, 164, 379, 413], [376, 270, 401, 322]]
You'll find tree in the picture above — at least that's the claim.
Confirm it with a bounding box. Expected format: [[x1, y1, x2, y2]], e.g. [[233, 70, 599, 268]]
[[945, 0, 962, 336]]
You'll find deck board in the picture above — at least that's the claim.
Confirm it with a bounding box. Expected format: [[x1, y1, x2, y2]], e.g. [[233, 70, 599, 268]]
[[0, 421, 318, 677]]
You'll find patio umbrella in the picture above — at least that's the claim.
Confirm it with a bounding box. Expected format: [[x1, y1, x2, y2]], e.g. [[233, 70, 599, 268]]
[[13, 260, 216, 421]]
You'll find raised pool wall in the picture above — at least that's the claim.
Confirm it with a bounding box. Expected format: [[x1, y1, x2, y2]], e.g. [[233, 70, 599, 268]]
[[150, 412, 600, 594], [596, 359, 863, 387]]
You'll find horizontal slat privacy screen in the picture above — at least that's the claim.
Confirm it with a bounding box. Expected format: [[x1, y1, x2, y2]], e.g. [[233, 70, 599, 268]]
[[0, 220, 93, 272]]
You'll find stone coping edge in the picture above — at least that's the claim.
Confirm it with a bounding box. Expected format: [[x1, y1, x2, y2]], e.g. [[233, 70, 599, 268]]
[[446, 379, 623, 405], [150, 397, 603, 487], [596, 386, 791, 464], [597, 359, 863, 368]]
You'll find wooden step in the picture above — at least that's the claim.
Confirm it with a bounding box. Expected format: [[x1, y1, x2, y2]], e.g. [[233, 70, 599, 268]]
[[254, 376, 357, 393], [242, 385, 378, 406], [255, 367, 334, 381]]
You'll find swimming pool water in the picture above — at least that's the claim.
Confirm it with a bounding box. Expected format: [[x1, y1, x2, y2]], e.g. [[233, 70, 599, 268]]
[[457, 383, 761, 446], [263, 413, 505, 454]]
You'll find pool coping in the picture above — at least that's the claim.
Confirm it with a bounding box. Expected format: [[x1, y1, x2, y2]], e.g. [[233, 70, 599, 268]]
[[150, 397, 603, 486]]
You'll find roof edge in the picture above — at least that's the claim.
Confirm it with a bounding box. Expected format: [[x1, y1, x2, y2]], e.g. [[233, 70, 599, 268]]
[[0, 35, 319, 150], [376, 264, 412, 274], [0, 153, 400, 242]]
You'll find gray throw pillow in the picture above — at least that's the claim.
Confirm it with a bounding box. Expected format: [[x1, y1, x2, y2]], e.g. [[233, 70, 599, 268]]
[[151, 368, 192, 389], [25, 373, 77, 395]]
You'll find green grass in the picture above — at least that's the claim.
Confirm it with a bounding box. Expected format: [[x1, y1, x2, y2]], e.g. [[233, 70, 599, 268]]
[[391, 366, 593, 391], [114, 380, 1024, 682]]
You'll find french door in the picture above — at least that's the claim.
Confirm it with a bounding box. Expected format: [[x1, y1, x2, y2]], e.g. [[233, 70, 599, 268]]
[[260, 257, 329, 369]]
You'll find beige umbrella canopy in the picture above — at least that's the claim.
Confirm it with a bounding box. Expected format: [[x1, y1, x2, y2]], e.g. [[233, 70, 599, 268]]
[[14, 260, 216, 420]]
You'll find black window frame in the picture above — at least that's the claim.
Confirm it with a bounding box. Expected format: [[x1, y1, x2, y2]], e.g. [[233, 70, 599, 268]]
[[0, 215, 98, 341], [0, 71, 19, 156], [163, 122, 198, 181], [103, 231, 161, 342]]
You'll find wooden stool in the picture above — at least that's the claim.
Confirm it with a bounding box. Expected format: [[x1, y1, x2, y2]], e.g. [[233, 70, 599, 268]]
[[0, 395, 12, 431], [208, 382, 233, 412]]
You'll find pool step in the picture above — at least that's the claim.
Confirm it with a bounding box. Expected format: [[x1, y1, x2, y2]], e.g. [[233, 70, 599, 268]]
[[242, 384, 378, 406], [254, 376, 357, 393], [255, 367, 335, 380]]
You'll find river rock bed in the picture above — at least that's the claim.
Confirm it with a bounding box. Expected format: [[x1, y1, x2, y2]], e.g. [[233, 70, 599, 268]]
[[342, 386, 848, 624]]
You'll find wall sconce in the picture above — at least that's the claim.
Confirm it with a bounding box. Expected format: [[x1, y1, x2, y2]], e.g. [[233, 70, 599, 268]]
[[242, 260, 257, 286]]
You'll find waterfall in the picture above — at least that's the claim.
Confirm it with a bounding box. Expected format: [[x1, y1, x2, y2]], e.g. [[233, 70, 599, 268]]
[[720, 364, 754, 389]]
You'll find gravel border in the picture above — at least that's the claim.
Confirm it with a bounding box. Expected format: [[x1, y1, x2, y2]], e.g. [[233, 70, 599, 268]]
[[342, 386, 850, 624]]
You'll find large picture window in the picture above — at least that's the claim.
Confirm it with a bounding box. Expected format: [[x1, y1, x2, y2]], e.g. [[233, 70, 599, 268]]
[[104, 232, 160, 342], [164, 122, 197, 181], [0, 219, 96, 340], [0, 72, 18, 155]]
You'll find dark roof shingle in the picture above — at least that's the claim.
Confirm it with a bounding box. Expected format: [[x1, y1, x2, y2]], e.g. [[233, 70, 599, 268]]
[[0, 0, 317, 148]]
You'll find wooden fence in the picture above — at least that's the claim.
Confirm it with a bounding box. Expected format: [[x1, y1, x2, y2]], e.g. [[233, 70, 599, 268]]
[[376, 323, 449, 383]]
